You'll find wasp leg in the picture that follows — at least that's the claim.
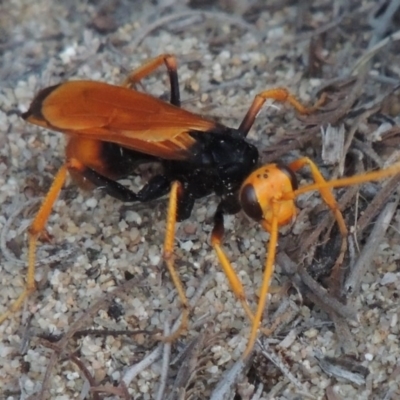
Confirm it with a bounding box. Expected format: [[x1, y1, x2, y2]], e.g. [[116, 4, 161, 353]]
[[0, 165, 68, 324], [77, 163, 192, 340], [212, 201, 289, 359], [176, 192, 195, 222], [288, 157, 348, 236], [136, 175, 171, 202], [122, 54, 180, 107], [293, 159, 400, 201], [210, 206, 256, 331], [82, 167, 171, 203], [243, 206, 280, 359], [238, 88, 326, 136], [160, 181, 190, 341], [288, 157, 348, 295], [80, 167, 138, 201], [287, 157, 400, 294]]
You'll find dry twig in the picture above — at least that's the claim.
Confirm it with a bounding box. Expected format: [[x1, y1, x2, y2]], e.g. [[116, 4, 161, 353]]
[[344, 195, 400, 298], [209, 358, 250, 400], [277, 252, 357, 321], [131, 9, 259, 48], [257, 340, 311, 396], [1, 198, 75, 266], [156, 322, 172, 400]]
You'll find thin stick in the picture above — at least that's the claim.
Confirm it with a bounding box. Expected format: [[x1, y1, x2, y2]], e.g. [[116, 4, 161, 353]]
[[356, 174, 400, 234], [122, 345, 163, 387], [132, 10, 259, 48], [277, 253, 357, 321], [209, 358, 250, 400], [344, 195, 400, 298], [251, 383, 264, 400], [156, 321, 172, 400], [1, 198, 74, 267], [40, 275, 144, 398], [352, 29, 400, 75], [122, 272, 211, 387], [257, 340, 307, 393]]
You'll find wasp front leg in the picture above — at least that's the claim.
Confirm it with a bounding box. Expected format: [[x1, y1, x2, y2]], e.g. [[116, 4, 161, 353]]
[[210, 206, 257, 335], [0, 165, 68, 324], [288, 157, 348, 294], [211, 197, 288, 359]]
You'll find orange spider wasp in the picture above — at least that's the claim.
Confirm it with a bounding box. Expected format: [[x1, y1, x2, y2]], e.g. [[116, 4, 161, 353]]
[[3, 54, 400, 359]]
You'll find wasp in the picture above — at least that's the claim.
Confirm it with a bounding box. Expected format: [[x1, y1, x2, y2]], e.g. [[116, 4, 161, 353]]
[[4, 54, 400, 358]]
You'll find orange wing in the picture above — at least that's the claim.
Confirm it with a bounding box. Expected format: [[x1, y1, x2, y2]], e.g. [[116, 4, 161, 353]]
[[23, 80, 217, 160]]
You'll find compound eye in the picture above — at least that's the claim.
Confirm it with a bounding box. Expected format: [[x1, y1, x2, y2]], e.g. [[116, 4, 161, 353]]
[[240, 184, 263, 221]]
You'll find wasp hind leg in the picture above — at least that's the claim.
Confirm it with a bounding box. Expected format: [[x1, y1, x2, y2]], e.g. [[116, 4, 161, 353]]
[[122, 54, 181, 107], [81, 168, 189, 340], [81, 167, 171, 203]]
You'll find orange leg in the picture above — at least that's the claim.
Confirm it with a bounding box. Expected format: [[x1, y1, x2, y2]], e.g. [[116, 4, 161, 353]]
[[288, 157, 348, 236], [211, 206, 284, 359], [238, 88, 326, 136], [121, 54, 180, 106], [293, 160, 400, 198], [249, 157, 400, 356], [0, 165, 68, 324], [211, 208, 256, 324], [243, 205, 280, 359], [286, 158, 400, 296], [287, 158, 400, 245], [160, 181, 190, 341], [287, 157, 349, 293]]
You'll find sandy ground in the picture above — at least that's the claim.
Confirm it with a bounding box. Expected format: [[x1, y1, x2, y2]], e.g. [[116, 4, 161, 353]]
[[1, 1, 400, 399]]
